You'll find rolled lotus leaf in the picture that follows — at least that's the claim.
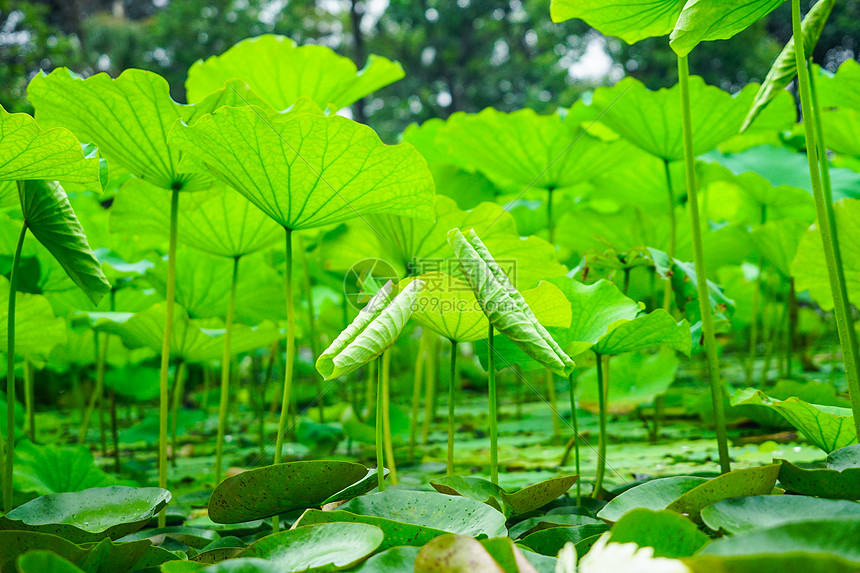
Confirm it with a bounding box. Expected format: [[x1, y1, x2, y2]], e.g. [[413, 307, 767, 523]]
[[447, 228, 574, 377], [316, 280, 424, 380]]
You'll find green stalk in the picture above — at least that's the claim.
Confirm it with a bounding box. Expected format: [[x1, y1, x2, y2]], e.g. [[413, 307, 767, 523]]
[[803, 50, 860, 426], [408, 333, 426, 463], [157, 187, 180, 527], [381, 350, 397, 484], [298, 236, 325, 423], [4, 221, 27, 512], [170, 361, 187, 467], [677, 54, 731, 474], [662, 158, 677, 311], [593, 352, 607, 497], [447, 340, 458, 476], [650, 395, 665, 443], [272, 228, 296, 533], [567, 373, 581, 505], [545, 369, 560, 440], [109, 381, 119, 473], [421, 335, 437, 444], [24, 361, 34, 441], [215, 256, 241, 484], [376, 354, 385, 491], [488, 325, 498, 484]]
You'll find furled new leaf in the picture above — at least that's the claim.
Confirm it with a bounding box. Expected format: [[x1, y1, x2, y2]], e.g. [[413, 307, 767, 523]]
[[742, 0, 836, 130], [447, 229, 575, 377], [316, 280, 424, 380], [670, 0, 786, 57], [170, 105, 435, 230], [186, 35, 404, 110]]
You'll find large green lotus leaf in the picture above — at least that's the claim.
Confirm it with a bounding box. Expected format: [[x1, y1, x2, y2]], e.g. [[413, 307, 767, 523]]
[[349, 546, 420, 573], [207, 460, 368, 523], [695, 518, 860, 567], [430, 474, 577, 518], [591, 77, 756, 161], [549, 0, 685, 44], [316, 280, 423, 380], [607, 508, 709, 558], [110, 180, 282, 258], [776, 444, 860, 499], [732, 379, 850, 430], [437, 107, 621, 193], [518, 524, 609, 557], [238, 522, 382, 572], [186, 35, 403, 109], [598, 476, 709, 522], [578, 348, 680, 414], [701, 495, 860, 535], [28, 68, 213, 192], [0, 106, 100, 186], [732, 388, 856, 453], [0, 532, 151, 573], [170, 105, 434, 230], [589, 148, 686, 209], [448, 229, 574, 377], [46, 325, 95, 370], [89, 304, 282, 363], [294, 509, 453, 552], [0, 276, 65, 359], [665, 464, 782, 522], [594, 310, 691, 356], [792, 198, 860, 310], [18, 180, 110, 305], [821, 107, 860, 157], [749, 219, 806, 278], [742, 0, 836, 130], [670, 0, 786, 57], [13, 442, 118, 496], [338, 490, 508, 539], [414, 534, 505, 573], [16, 551, 86, 573], [697, 162, 816, 224], [0, 486, 170, 544], [401, 120, 499, 210], [817, 58, 860, 111], [143, 249, 283, 322]]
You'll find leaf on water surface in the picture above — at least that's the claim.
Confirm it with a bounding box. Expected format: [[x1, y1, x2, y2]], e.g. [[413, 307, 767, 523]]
[[237, 522, 383, 572], [0, 531, 150, 573], [414, 534, 505, 573], [348, 545, 421, 573], [18, 180, 111, 305], [606, 509, 709, 558], [448, 229, 575, 377], [665, 463, 782, 522], [508, 514, 604, 540], [670, 0, 786, 57], [776, 444, 860, 499], [169, 104, 435, 230], [316, 280, 424, 380], [517, 524, 609, 557], [742, 0, 837, 130], [337, 490, 508, 540], [207, 460, 369, 524], [549, 0, 685, 44], [732, 388, 856, 453], [701, 495, 860, 535], [16, 550, 86, 573], [429, 474, 578, 518], [598, 476, 710, 522], [185, 34, 404, 110], [590, 77, 756, 162], [0, 486, 170, 544]]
